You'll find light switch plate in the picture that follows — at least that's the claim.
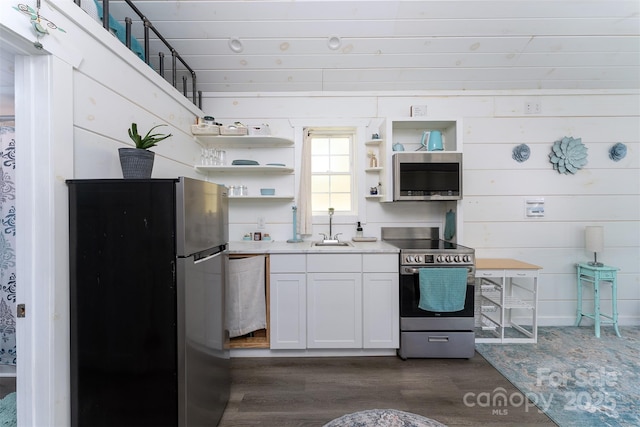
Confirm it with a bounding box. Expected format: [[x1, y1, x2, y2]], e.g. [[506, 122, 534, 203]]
[[525, 198, 545, 218], [411, 105, 428, 117]]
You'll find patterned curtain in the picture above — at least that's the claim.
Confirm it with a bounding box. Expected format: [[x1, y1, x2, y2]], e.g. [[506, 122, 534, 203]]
[[0, 122, 16, 365]]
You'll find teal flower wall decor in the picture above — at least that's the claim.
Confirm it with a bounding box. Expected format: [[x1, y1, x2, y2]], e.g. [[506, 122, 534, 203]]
[[512, 144, 530, 162], [609, 143, 627, 162], [549, 137, 588, 174]]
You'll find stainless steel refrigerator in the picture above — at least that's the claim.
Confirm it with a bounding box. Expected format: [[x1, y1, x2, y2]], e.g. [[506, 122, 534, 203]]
[[68, 177, 230, 426]]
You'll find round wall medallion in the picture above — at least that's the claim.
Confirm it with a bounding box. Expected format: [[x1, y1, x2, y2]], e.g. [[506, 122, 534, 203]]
[[512, 144, 531, 162], [549, 136, 587, 174], [609, 143, 627, 161]]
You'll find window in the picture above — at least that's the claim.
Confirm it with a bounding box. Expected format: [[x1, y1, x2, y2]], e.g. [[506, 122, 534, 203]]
[[309, 129, 355, 214]]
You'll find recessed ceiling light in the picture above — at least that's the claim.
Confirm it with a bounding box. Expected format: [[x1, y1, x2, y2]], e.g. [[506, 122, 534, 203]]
[[327, 35, 342, 50], [229, 37, 244, 53]]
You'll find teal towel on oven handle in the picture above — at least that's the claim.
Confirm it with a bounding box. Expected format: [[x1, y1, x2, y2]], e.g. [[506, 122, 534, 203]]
[[418, 267, 467, 312]]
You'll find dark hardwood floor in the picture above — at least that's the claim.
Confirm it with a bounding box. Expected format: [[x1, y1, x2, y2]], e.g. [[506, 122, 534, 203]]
[[218, 352, 557, 427]]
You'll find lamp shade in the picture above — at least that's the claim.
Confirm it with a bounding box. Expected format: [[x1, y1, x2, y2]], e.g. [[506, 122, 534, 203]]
[[585, 226, 604, 253]]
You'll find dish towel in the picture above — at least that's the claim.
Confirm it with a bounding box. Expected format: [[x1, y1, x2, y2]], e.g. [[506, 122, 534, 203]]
[[226, 255, 267, 338], [444, 209, 456, 240], [418, 267, 467, 312]]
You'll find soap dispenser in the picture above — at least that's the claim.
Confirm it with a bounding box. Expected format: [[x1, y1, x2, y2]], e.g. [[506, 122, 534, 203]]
[[356, 221, 363, 238]]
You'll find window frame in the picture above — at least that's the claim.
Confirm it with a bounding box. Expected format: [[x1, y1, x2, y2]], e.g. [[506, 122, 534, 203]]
[[308, 127, 357, 217]]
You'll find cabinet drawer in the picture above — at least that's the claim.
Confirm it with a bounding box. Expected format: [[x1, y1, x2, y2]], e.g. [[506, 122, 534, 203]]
[[307, 254, 361, 272], [363, 254, 399, 273], [476, 269, 504, 278], [400, 331, 475, 359], [270, 254, 306, 273], [505, 269, 538, 278], [598, 271, 616, 280]]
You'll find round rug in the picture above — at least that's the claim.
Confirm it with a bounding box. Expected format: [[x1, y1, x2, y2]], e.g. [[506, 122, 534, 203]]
[[323, 409, 447, 427]]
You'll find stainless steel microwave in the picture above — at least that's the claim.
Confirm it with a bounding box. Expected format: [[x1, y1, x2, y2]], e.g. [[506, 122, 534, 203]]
[[392, 152, 463, 201]]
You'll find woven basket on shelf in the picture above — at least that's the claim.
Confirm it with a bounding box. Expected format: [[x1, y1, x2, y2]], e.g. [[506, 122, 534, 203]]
[[118, 148, 155, 179]]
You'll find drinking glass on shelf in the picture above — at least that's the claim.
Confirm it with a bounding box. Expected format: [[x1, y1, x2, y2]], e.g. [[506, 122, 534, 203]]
[[217, 150, 226, 165]]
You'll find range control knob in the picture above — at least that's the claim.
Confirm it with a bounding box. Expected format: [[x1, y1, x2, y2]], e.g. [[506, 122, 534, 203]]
[[405, 255, 413, 263], [415, 255, 423, 263], [445, 255, 453, 262], [463, 255, 471, 263]]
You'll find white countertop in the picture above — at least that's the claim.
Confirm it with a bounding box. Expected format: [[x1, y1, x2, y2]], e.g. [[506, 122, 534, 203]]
[[228, 239, 399, 254]]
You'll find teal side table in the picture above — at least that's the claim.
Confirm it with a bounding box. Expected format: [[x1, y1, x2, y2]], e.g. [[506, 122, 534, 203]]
[[575, 263, 621, 338]]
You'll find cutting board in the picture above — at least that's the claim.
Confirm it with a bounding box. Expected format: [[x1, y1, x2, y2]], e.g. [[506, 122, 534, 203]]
[[352, 237, 378, 242]]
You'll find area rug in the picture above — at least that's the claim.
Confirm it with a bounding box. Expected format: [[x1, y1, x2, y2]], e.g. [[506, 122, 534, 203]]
[[0, 392, 16, 427], [323, 409, 446, 427], [476, 326, 640, 427]]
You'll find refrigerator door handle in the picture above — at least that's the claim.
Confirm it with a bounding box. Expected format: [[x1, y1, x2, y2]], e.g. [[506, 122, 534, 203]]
[[194, 251, 222, 264]]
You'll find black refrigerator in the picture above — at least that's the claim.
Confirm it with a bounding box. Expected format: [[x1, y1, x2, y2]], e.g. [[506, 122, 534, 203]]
[[68, 177, 230, 427]]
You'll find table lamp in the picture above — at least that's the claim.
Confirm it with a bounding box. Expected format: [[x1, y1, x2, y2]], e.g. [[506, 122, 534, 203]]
[[585, 226, 604, 267]]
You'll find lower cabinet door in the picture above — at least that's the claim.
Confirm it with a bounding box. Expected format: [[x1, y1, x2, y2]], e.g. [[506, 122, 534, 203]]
[[363, 273, 399, 348], [270, 273, 307, 349], [307, 273, 362, 348]]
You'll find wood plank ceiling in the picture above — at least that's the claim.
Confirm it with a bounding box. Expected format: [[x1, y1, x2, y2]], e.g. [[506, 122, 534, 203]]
[[107, 0, 640, 94]]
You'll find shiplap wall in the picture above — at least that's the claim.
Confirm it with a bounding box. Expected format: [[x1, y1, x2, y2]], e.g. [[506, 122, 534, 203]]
[[106, 0, 640, 93], [32, 0, 640, 329], [8, 2, 635, 426], [203, 92, 640, 326], [23, 0, 639, 332], [4, 4, 209, 424], [40, 1, 205, 181]]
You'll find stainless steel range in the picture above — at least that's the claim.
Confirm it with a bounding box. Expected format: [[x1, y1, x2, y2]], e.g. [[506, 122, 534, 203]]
[[381, 227, 476, 359]]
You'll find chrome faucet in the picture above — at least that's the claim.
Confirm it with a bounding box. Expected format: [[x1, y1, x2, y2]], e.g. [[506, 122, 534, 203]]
[[328, 207, 334, 238], [319, 208, 342, 242]]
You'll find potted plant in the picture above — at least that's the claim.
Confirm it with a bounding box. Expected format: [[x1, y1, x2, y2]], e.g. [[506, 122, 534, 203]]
[[119, 123, 172, 179]]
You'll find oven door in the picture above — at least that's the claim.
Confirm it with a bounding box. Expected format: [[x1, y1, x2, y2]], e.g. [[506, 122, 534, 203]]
[[400, 265, 475, 319]]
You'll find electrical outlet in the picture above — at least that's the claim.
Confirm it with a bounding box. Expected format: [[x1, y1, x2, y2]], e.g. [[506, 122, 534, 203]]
[[524, 101, 542, 115], [257, 217, 265, 229]]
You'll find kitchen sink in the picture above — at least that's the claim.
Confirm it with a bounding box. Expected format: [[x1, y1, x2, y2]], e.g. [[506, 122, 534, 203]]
[[312, 241, 353, 247]]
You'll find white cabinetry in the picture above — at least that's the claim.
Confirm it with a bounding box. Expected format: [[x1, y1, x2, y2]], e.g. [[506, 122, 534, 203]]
[[475, 259, 541, 344], [269, 255, 306, 349], [362, 254, 399, 348], [382, 118, 461, 203], [269, 252, 399, 350], [307, 273, 362, 348], [307, 254, 362, 348], [386, 119, 460, 152], [193, 135, 295, 200]]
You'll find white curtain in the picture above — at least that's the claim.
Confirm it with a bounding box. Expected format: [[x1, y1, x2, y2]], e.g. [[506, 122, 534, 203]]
[[0, 122, 16, 365], [297, 128, 313, 236]]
